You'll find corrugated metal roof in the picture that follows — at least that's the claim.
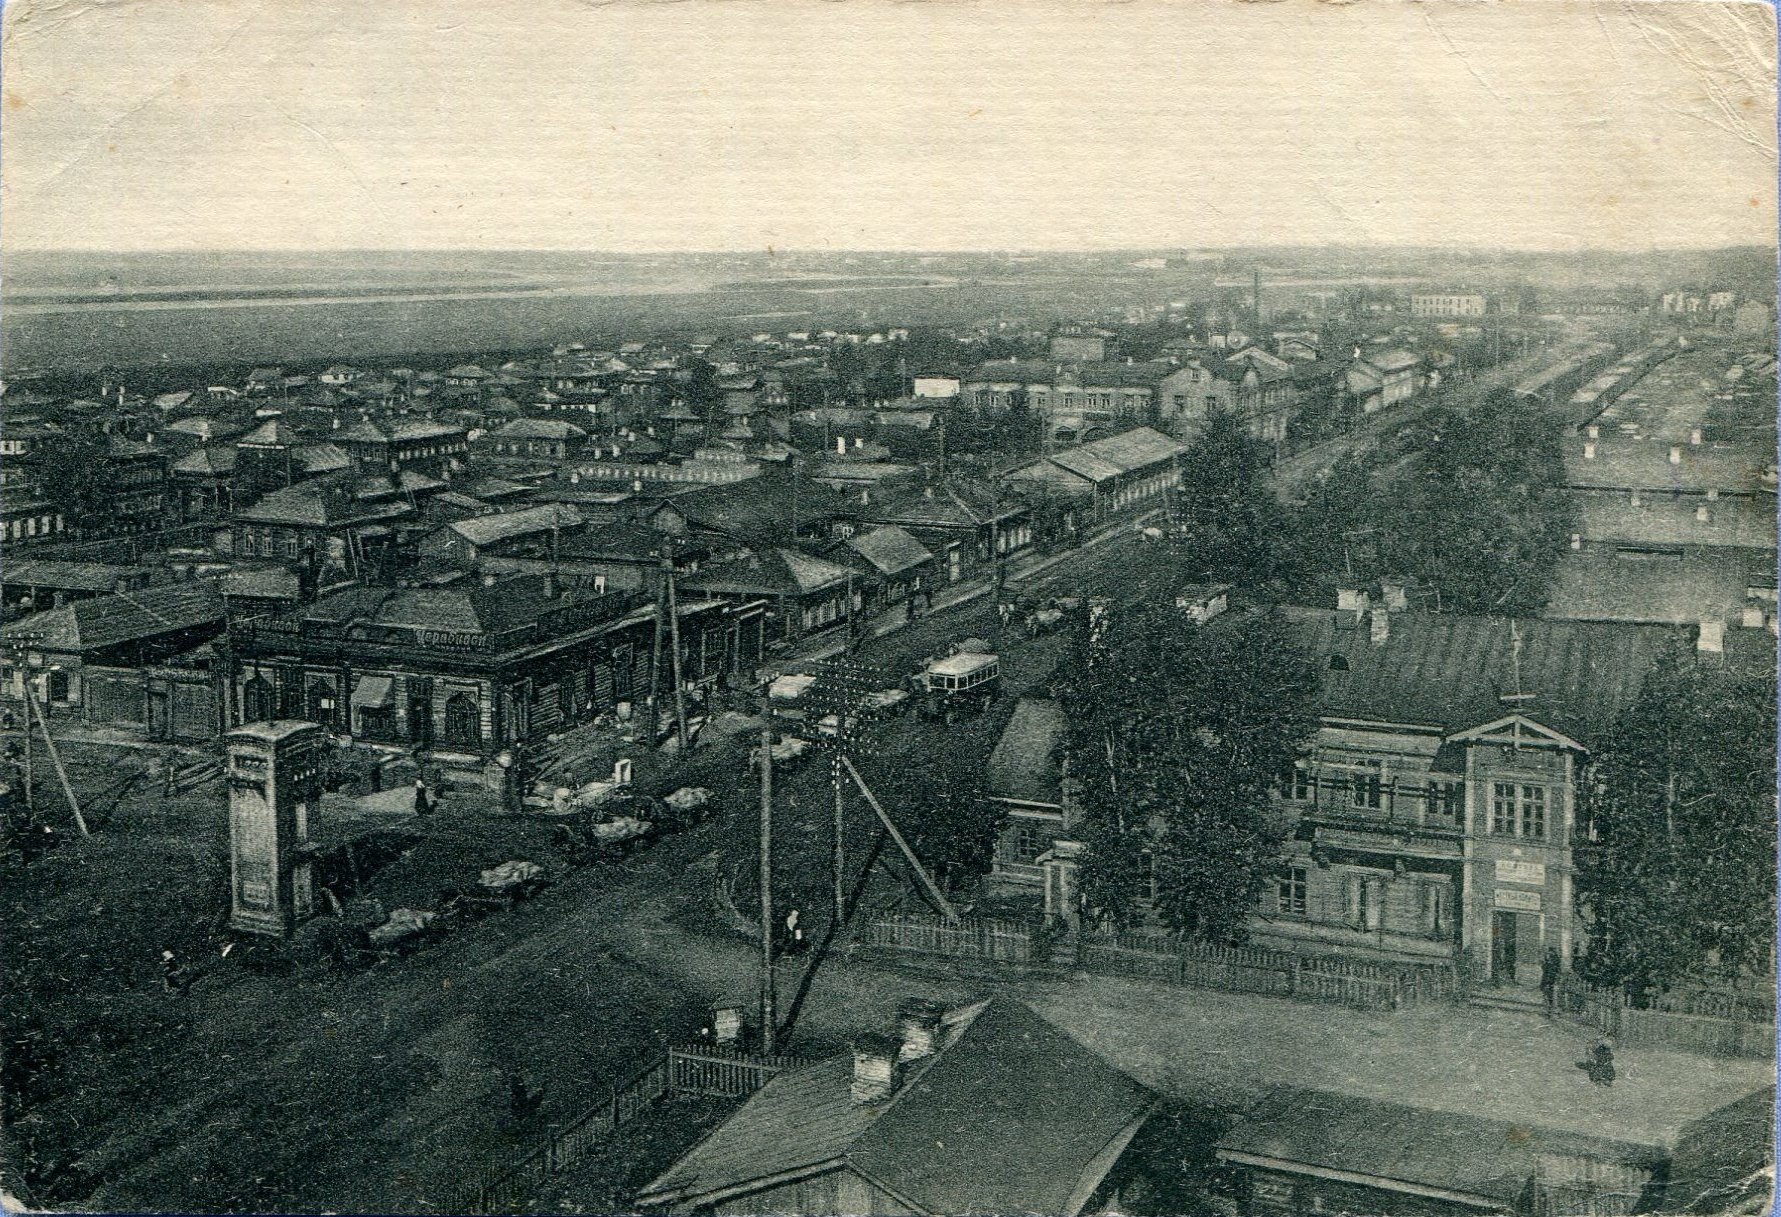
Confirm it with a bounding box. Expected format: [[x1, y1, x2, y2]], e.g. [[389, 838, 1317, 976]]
[[443, 504, 583, 548]]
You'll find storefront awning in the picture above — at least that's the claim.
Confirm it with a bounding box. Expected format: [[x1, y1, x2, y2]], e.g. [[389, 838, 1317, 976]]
[[350, 675, 395, 708]]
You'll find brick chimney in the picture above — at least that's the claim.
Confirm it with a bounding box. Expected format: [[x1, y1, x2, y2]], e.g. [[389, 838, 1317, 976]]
[[851, 1032, 904, 1104], [1369, 606, 1391, 645], [1669, 445, 1683, 465], [1336, 587, 1370, 614], [896, 998, 946, 1062]]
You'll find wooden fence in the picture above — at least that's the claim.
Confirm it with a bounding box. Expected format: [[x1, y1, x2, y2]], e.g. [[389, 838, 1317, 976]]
[[862, 913, 1035, 963], [441, 1044, 801, 1214], [1078, 928, 1457, 1011], [668, 1044, 806, 1097], [1555, 977, 1776, 1060]]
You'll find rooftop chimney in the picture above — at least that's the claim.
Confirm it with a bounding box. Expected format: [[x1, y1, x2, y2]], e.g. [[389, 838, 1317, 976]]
[[851, 1032, 904, 1104], [1336, 587, 1370, 613], [1690, 426, 1703, 446], [1583, 441, 1596, 460], [1698, 620, 1725, 653], [896, 998, 946, 1062], [836, 435, 847, 455], [1369, 606, 1391, 645], [1587, 424, 1600, 439], [1742, 604, 1766, 629], [1669, 445, 1682, 465]]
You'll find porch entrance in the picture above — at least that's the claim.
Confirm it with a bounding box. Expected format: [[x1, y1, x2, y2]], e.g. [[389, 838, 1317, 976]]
[[1490, 910, 1518, 984]]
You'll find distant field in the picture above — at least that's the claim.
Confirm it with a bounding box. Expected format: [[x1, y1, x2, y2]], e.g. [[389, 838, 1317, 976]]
[[0, 259, 1187, 377]]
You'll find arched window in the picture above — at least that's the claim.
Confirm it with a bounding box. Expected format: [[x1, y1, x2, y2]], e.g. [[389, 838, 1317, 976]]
[[444, 693, 480, 746], [244, 675, 276, 723]]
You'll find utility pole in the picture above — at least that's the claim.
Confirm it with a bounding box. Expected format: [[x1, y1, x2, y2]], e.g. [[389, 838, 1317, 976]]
[[665, 544, 690, 752], [757, 714, 777, 1054]]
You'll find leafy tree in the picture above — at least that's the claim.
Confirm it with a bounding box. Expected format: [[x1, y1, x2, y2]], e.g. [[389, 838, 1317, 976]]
[[863, 745, 1000, 893], [22, 430, 118, 535], [1054, 598, 1319, 938], [1575, 651, 1778, 998], [1172, 410, 1299, 589]]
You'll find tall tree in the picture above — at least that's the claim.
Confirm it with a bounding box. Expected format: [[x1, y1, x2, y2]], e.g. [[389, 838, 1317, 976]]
[[1575, 651, 1778, 998], [23, 430, 118, 536], [1055, 597, 1319, 938], [1172, 409, 1298, 589]]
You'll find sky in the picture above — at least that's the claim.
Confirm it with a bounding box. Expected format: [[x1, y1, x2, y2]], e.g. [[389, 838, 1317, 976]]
[[1, 0, 1776, 253]]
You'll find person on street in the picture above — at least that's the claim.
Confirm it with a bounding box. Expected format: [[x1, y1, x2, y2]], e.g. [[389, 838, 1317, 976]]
[[413, 778, 434, 817], [1540, 948, 1561, 1014]]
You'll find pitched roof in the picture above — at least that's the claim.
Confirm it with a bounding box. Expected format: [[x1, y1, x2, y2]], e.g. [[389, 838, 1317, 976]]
[[461, 476, 535, 501], [1217, 1085, 1657, 1210], [233, 480, 414, 528], [170, 445, 238, 476], [1362, 348, 1421, 373], [236, 419, 302, 447], [639, 999, 1155, 1216], [1, 560, 144, 595], [4, 582, 224, 653], [220, 567, 301, 601], [843, 526, 933, 577], [686, 548, 852, 596], [437, 503, 584, 549], [986, 697, 1066, 805], [292, 443, 351, 475], [1073, 360, 1177, 388], [1276, 606, 1706, 742], [491, 418, 588, 441], [299, 573, 600, 636]]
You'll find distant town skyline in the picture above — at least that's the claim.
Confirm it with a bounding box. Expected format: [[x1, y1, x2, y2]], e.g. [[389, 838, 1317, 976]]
[[2, 0, 1775, 254]]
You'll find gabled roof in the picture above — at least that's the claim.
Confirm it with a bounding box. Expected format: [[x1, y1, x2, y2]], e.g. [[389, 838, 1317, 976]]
[[461, 476, 535, 501], [445, 363, 494, 380], [1361, 348, 1421, 374], [639, 999, 1155, 1216], [4, 582, 225, 653]]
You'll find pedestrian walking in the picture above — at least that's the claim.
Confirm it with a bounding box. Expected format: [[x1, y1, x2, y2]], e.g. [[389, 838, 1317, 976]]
[[413, 778, 434, 817], [1540, 948, 1561, 1014]]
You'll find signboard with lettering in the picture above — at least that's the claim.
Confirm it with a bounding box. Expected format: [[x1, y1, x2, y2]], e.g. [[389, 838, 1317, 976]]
[[1495, 860, 1546, 887], [1494, 888, 1543, 912]]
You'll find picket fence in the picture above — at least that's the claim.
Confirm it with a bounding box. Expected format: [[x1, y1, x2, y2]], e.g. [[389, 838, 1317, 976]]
[[440, 1044, 803, 1215], [1078, 927, 1457, 1011], [1555, 976, 1776, 1060], [859, 913, 1456, 1011], [862, 912, 1036, 963]]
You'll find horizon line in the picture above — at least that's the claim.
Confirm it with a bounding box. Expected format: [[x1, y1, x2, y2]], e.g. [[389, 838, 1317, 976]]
[[8, 243, 1775, 257]]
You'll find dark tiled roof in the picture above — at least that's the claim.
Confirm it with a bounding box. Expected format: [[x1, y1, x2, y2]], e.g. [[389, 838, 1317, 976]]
[[640, 999, 1154, 1215], [170, 445, 238, 476], [234, 481, 414, 528], [1218, 1085, 1657, 1208]]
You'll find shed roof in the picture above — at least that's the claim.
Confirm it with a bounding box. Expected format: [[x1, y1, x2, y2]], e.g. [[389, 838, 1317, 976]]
[[439, 503, 584, 549]]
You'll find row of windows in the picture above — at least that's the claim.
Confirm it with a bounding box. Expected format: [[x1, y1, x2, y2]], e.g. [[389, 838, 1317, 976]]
[[1275, 865, 1451, 936], [1283, 763, 1542, 836], [6, 513, 64, 540]]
